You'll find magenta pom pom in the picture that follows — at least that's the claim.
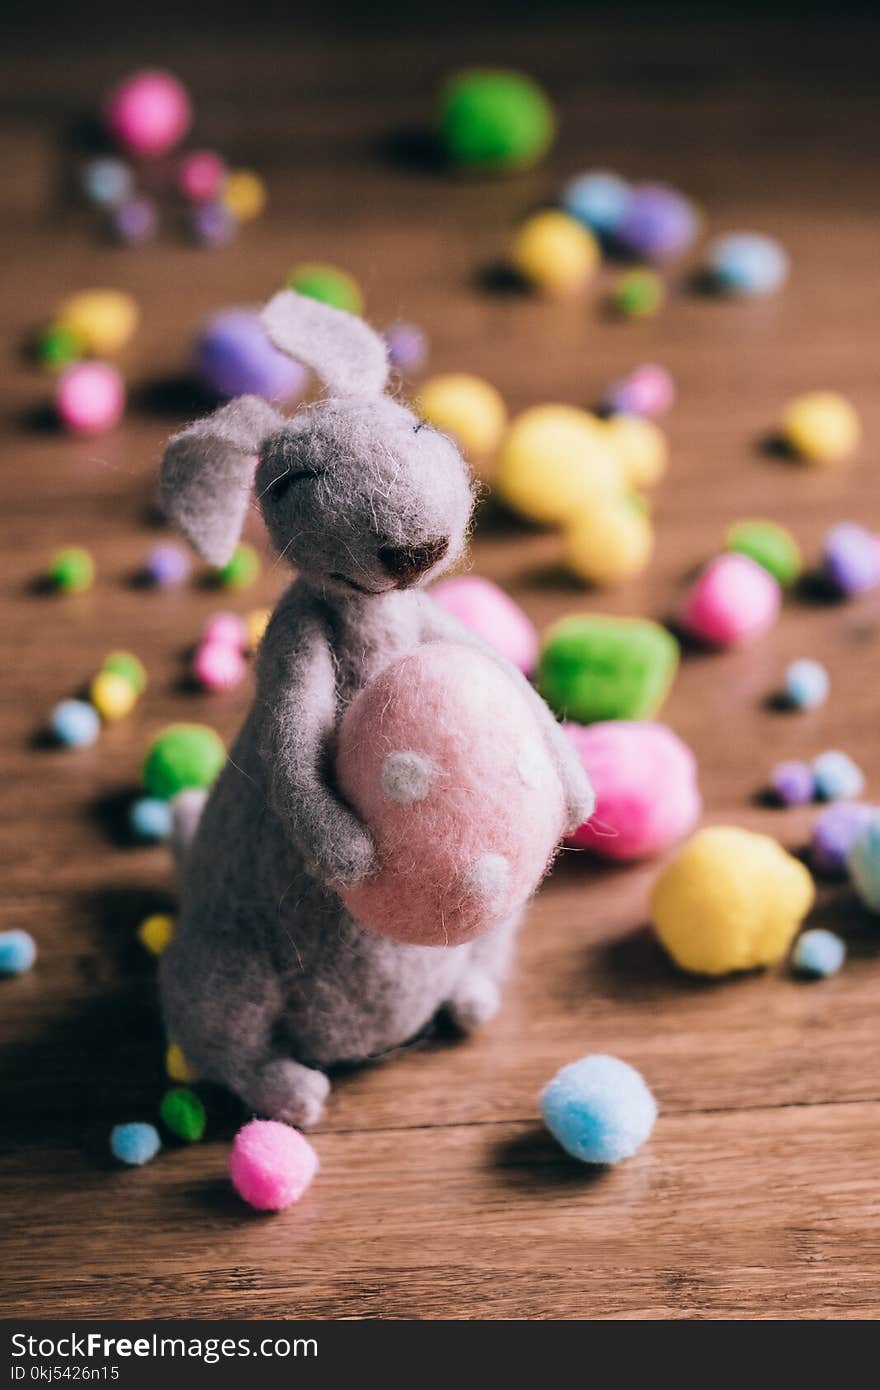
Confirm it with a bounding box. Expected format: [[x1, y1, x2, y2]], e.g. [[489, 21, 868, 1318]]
[[202, 612, 248, 650], [56, 362, 124, 435], [429, 575, 538, 674], [177, 150, 227, 203], [682, 553, 780, 647], [193, 640, 246, 691], [104, 70, 191, 157], [229, 1119, 318, 1211]]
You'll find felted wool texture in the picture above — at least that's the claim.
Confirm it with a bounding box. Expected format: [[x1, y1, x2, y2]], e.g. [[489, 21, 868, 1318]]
[[565, 721, 700, 859], [161, 394, 282, 565], [336, 641, 566, 946], [262, 290, 388, 398]]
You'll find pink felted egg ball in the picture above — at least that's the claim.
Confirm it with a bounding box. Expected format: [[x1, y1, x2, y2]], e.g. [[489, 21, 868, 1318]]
[[177, 150, 226, 203], [229, 1119, 318, 1211], [429, 576, 539, 675], [565, 721, 700, 859], [682, 553, 780, 647], [202, 612, 248, 650], [56, 362, 125, 435], [336, 642, 566, 946], [103, 70, 191, 157], [192, 640, 246, 691]]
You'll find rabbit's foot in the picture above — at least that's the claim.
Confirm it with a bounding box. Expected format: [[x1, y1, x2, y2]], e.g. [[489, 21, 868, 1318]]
[[446, 972, 501, 1033], [238, 1057, 330, 1129]]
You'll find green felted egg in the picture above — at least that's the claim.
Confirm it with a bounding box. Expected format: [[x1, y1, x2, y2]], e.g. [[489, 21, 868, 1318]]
[[160, 1087, 206, 1142], [726, 520, 801, 587], [38, 324, 84, 371], [538, 615, 679, 723], [437, 70, 555, 172], [286, 263, 363, 315], [215, 541, 260, 589], [102, 650, 147, 695], [142, 723, 225, 800], [48, 546, 94, 593]]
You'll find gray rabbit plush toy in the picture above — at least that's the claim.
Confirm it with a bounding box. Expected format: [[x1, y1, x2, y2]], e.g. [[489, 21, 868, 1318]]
[[159, 290, 593, 1128]]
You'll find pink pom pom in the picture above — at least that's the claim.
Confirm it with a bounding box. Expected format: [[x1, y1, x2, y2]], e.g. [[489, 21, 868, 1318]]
[[202, 612, 247, 649], [56, 362, 125, 435], [229, 1120, 318, 1211], [429, 576, 539, 675], [177, 150, 227, 203], [336, 642, 566, 947], [565, 721, 701, 859], [193, 640, 246, 691], [682, 553, 780, 646], [103, 70, 191, 157]]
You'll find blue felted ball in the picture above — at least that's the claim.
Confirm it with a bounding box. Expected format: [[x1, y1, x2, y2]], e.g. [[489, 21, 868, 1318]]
[[561, 170, 631, 237], [0, 930, 37, 975], [50, 699, 101, 748], [707, 232, 789, 296], [540, 1053, 657, 1165], [110, 1122, 161, 1166], [848, 820, 880, 912], [792, 928, 845, 978], [194, 308, 308, 402], [785, 658, 829, 710], [129, 796, 174, 842], [81, 156, 133, 208], [813, 750, 865, 802]]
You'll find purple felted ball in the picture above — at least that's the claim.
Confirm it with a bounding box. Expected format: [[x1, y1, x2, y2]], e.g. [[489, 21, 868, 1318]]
[[384, 322, 428, 374], [604, 364, 675, 419], [194, 308, 309, 402], [822, 523, 880, 596], [771, 760, 814, 806], [146, 541, 191, 587], [112, 196, 158, 245], [191, 202, 237, 247], [614, 183, 698, 261], [811, 802, 879, 877]]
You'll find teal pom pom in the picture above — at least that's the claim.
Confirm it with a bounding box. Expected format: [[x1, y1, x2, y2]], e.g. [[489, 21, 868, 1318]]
[[0, 930, 37, 975], [792, 928, 845, 978], [541, 1054, 657, 1164], [110, 1122, 161, 1166]]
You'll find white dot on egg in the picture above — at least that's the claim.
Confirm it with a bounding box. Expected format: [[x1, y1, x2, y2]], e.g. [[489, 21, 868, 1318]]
[[464, 853, 511, 899], [380, 750, 436, 804], [517, 743, 545, 789]]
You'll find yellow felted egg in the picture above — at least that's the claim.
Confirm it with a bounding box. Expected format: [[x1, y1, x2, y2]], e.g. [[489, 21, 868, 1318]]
[[564, 496, 654, 586], [781, 391, 861, 464], [417, 373, 507, 459], [222, 169, 267, 222], [245, 607, 271, 651], [511, 210, 600, 295], [137, 913, 175, 957], [166, 1042, 197, 1083], [602, 414, 668, 488], [56, 289, 139, 356], [89, 670, 138, 721], [651, 826, 815, 976], [495, 404, 624, 524]]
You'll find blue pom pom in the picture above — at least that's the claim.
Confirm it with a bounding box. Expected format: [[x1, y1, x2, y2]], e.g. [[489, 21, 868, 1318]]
[[0, 930, 37, 975], [707, 232, 788, 296], [81, 156, 133, 208], [540, 1054, 657, 1165], [562, 170, 631, 236], [785, 658, 830, 710], [813, 750, 864, 802], [110, 1122, 161, 1166], [792, 928, 845, 978], [50, 699, 100, 748], [848, 820, 880, 912], [129, 796, 173, 842]]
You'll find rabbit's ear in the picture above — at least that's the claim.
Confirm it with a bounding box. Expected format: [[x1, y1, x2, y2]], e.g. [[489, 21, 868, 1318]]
[[261, 290, 389, 398], [160, 395, 283, 565]]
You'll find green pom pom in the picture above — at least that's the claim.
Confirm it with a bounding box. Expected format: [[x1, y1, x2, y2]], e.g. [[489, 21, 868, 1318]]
[[215, 542, 260, 589], [437, 69, 555, 171], [48, 546, 94, 593], [539, 615, 679, 723], [102, 650, 147, 695], [160, 1087, 206, 1142], [38, 324, 84, 370], [726, 520, 801, 587], [612, 270, 665, 318], [286, 263, 363, 315], [142, 723, 226, 800]]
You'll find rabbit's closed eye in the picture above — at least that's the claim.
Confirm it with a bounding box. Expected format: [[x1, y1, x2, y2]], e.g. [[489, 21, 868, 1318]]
[[265, 467, 324, 500]]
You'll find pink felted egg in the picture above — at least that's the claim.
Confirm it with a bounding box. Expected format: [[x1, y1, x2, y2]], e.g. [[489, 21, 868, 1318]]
[[229, 1119, 318, 1211], [429, 575, 539, 675], [103, 70, 191, 157], [192, 640, 245, 691], [565, 721, 700, 860], [336, 642, 566, 946], [56, 362, 124, 435], [682, 553, 780, 646]]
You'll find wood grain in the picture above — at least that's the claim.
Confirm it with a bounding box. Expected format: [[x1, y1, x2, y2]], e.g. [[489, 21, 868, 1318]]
[[2, 4, 880, 1320]]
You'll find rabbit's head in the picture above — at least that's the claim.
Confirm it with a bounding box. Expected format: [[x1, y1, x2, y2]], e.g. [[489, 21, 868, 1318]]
[[161, 292, 474, 596]]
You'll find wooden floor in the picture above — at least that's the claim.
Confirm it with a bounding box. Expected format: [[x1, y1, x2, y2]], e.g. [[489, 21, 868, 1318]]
[[3, 5, 880, 1320]]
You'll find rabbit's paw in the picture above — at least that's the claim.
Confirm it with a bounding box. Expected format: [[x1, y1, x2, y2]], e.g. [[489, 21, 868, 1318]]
[[241, 1058, 330, 1129], [446, 972, 501, 1033], [318, 825, 378, 889]]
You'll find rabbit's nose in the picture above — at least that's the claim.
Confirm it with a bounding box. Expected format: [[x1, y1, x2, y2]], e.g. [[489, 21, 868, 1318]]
[[378, 538, 447, 583]]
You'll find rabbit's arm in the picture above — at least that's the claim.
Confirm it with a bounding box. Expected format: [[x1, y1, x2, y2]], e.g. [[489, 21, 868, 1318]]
[[418, 598, 594, 834], [255, 616, 376, 886]]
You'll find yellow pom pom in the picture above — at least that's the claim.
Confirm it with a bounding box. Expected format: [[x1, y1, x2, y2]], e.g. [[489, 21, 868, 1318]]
[[245, 607, 271, 652], [511, 210, 599, 295], [166, 1042, 197, 1083], [602, 414, 668, 488], [137, 913, 175, 957], [56, 289, 139, 356], [651, 826, 815, 976], [781, 391, 860, 464], [564, 496, 654, 586], [89, 670, 137, 721], [417, 373, 507, 459], [495, 404, 623, 524], [222, 170, 267, 222]]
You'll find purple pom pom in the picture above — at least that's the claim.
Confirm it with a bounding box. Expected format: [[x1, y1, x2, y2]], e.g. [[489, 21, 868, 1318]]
[[194, 308, 309, 402]]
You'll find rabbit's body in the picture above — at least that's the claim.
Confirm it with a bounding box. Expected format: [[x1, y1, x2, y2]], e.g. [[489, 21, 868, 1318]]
[[157, 292, 592, 1127]]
